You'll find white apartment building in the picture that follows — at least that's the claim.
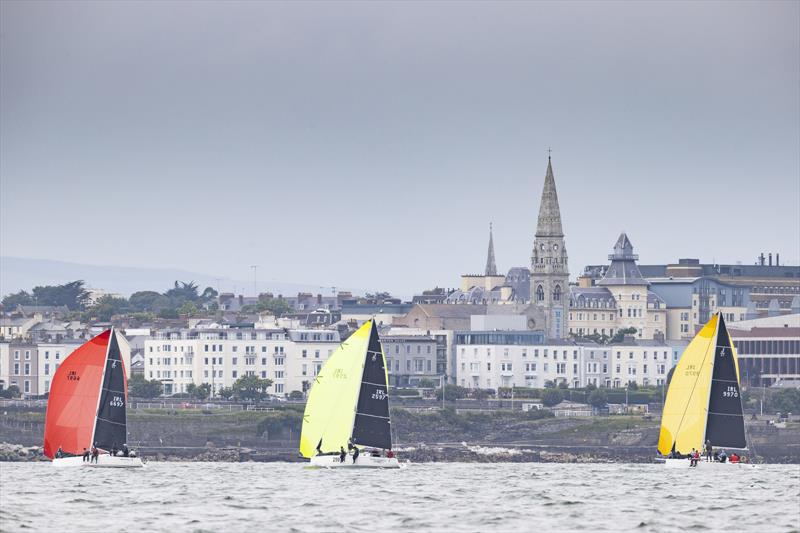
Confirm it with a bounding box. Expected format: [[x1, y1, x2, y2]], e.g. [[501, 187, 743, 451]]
[[143, 328, 341, 397], [453, 330, 683, 389]]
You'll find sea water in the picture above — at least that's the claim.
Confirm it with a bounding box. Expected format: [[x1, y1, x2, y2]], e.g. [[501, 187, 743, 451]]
[[1, 462, 798, 532]]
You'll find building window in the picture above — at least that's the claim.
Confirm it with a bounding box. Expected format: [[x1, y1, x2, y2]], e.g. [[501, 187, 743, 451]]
[[536, 285, 545, 301], [553, 285, 561, 301]]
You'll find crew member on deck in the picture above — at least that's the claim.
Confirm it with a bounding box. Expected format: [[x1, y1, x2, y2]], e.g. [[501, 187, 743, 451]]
[[82, 448, 90, 462], [352, 446, 360, 464], [339, 447, 347, 463]]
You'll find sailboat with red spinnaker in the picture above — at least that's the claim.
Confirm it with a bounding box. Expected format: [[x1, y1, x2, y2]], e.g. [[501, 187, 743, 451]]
[[44, 328, 143, 468]]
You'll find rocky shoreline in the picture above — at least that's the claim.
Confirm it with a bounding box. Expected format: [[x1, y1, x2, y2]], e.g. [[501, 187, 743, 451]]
[[0, 442, 685, 464]]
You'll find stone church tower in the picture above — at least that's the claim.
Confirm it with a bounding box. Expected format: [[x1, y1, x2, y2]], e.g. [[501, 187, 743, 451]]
[[530, 156, 569, 338]]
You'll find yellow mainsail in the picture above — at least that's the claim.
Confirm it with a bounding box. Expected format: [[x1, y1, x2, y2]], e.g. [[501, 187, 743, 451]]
[[657, 315, 719, 455], [299, 320, 372, 458]]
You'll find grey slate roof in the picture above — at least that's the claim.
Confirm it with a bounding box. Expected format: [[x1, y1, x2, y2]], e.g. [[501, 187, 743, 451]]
[[569, 287, 616, 308], [596, 233, 649, 287]]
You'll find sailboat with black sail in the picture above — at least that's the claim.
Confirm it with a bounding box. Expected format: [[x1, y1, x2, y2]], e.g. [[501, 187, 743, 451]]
[[299, 319, 400, 468], [44, 328, 143, 468], [658, 312, 754, 468]]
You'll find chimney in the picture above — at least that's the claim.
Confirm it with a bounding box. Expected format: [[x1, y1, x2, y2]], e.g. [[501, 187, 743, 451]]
[[769, 253, 773, 266], [759, 253, 765, 266], [776, 253, 780, 266]]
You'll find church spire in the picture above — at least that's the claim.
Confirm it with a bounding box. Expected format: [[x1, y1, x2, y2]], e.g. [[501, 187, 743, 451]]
[[535, 156, 564, 238], [485, 222, 498, 276]]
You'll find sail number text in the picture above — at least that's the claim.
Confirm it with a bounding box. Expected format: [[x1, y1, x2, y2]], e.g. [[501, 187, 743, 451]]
[[722, 386, 739, 399], [371, 388, 387, 401], [109, 395, 124, 407]]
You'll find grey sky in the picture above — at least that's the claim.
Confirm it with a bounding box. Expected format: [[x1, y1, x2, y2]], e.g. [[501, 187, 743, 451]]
[[1, 0, 798, 297]]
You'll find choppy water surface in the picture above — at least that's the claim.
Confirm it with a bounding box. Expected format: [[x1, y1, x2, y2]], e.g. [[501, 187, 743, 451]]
[[1, 462, 798, 532]]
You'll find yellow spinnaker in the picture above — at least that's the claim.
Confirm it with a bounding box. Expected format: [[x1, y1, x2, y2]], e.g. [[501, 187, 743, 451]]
[[299, 320, 372, 458], [657, 315, 719, 455]]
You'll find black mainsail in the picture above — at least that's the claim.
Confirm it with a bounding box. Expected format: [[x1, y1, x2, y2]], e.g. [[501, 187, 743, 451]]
[[351, 321, 392, 450], [704, 315, 747, 448], [93, 330, 128, 450]]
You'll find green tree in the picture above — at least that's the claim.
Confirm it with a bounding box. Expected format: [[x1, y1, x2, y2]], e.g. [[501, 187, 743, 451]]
[[541, 389, 563, 407], [557, 381, 569, 389], [128, 375, 163, 398], [1, 290, 34, 309], [186, 383, 211, 400], [231, 374, 274, 401], [435, 384, 469, 401], [418, 378, 436, 388], [31, 280, 89, 310], [165, 281, 200, 308], [84, 295, 129, 322], [158, 308, 179, 319], [288, 390, 304, 400], [544, 380, 556, 389], [0, 385, 21, 398], [472, 388, 492, 400], [611, 327, 638, 343], [178, 301, 199, 316], [585, 382, 598, 392], [217, 387, 235, 400], [771, 389, 800, 414], [252, 297, 293, 317], [627, 381, 639, 391], [588, 389, 608, 408], [129, 291, 168, 312]]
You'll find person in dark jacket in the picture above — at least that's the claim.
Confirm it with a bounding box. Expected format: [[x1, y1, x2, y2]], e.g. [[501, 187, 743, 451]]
[[352, 446, 360, 464], [339, 447, 347, 463]]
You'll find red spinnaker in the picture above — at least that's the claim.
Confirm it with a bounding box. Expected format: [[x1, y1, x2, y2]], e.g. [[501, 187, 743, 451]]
[[43, 330, 110, 459]]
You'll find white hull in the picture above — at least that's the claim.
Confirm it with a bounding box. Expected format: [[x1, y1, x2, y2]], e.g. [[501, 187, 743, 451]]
[[52, 455, 144, 468], [309, 454, 401, 469], [664, 458, 756, 469]]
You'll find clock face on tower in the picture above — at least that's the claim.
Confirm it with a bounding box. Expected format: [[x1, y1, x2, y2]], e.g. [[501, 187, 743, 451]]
[[540, 243, 545, 251], [553, 243, 559, 251]]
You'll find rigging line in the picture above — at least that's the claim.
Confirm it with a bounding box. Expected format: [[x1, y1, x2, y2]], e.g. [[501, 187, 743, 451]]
[[95, 418, 126, 426], [355, 412, 390, 419], [361, 380, 385, 387]]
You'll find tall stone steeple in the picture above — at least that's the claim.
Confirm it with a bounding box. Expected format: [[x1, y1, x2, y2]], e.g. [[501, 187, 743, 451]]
[[531, 156, 569, 339], [485, 222, 498, 276], [536, 157, 564, 238]]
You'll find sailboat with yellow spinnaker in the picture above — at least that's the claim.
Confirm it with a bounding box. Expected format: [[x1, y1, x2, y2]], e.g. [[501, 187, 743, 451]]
[[300, 319, 400, 468], [658, 312, 754, 468]]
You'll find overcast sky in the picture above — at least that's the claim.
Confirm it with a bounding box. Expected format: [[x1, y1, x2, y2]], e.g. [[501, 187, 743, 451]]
[[1, 1, 798, 297]]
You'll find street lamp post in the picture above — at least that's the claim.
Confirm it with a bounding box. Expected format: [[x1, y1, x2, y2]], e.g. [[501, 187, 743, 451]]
[[440, 374, 446, 410]]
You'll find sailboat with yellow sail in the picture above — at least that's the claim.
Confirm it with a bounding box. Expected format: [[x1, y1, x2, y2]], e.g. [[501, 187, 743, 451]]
[[658, 312, 755, 468], [299, 319, 401, 468]]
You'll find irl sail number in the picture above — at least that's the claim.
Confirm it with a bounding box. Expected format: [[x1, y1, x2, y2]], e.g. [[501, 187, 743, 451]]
[[722, 386, 739, 398], [109, 395, 124, 407]]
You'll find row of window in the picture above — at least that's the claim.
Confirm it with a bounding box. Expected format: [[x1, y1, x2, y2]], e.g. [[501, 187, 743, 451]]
[[385, 358, 433, 373], [460, 347, 578, 360]]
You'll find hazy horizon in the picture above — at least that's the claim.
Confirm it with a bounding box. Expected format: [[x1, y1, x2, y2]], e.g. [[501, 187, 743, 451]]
[[2, 1, 798, 297]]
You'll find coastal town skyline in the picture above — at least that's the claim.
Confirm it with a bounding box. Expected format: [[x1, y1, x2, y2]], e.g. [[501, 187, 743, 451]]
[[1, 1, 798, 296]]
